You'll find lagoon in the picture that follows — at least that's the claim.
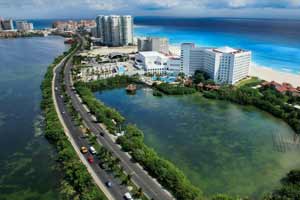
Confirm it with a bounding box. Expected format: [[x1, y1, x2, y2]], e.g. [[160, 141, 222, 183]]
[[0, 36, 68, 199], [95, 87, 300, 198]]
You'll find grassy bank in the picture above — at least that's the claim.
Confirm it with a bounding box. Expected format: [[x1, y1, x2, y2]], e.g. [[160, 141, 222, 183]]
[[40, 41, 107, 200], [154, 82, 197, 95], [75, 76, 203, 200]]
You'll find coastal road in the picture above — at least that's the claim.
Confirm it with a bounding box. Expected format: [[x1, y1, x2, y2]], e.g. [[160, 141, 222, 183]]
[[64, 35, 174, 200], [53, 41, 129, 200]]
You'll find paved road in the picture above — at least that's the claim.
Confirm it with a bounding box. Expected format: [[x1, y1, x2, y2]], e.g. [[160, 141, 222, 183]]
[[53, 41, 129, 200], [62, 35, 174, 200]]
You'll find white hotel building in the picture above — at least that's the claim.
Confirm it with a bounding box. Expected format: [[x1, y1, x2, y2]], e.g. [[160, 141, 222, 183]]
[[181, 43, 251, 85], [135, 51, 181, 74]]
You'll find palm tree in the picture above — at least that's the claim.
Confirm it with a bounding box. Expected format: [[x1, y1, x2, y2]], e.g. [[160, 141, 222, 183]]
[[135, 187, 143, 198], [122, 174, 132, 185]]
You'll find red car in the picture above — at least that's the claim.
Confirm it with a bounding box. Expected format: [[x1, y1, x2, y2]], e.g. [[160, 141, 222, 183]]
[[87, 156, 94, 164]]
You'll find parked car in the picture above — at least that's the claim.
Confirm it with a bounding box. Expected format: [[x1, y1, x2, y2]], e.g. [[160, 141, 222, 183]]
[[80, 146, 88, 154], [99, 162, 106, 169], [87, 156, 94, 163], [89, 146, 97, 155], [100, 132, 105, 137], [124, 192, 133, 200], [105, 181, 112, 188]]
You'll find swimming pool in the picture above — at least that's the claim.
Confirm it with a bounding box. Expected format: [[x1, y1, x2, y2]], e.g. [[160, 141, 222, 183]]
[[118, 66, 125, 74], [160, 76, 177, 83]]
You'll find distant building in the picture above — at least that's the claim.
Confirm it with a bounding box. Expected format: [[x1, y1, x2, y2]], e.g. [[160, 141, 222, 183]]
[[261, 81, 300, 96], [52, 20, 95, 32], [53, 21, 77, 32], [0, 18, 3, 31], [96, 15, 133, 46], [138, 37, 169, 54], [135, 51, 181, 74], [2, 19, 14, 30], [90, 26, 97, 38], [181, 43, 251, 85], [16, 21, 34, 31]]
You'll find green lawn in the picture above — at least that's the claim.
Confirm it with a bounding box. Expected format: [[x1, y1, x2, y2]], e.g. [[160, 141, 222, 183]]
[[236, 77, 263, 88]]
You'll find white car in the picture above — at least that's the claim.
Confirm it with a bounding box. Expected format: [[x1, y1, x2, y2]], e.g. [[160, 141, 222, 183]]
[[89, 146, 97, 155], [124, 192, 133, 200]]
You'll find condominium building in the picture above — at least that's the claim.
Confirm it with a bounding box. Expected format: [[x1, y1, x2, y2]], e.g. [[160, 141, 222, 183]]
[[16, 21, 34, 31], [138, 37, 169, 54], [96, 15, 133, 46], [181, 43, 251, 84], [2, 19, 14, 30], [121, 15, 134, 45]]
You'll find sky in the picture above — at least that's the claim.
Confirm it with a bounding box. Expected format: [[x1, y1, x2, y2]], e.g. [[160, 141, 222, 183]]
[[0, 0, 300, 19]]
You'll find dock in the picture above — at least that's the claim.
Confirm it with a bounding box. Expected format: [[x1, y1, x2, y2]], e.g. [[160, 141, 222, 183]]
[[126, 84, 137, 93]]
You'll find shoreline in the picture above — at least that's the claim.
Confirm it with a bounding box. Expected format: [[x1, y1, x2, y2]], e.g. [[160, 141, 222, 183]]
[[250, 64, 300, 87], [169, 45, 300, 87]]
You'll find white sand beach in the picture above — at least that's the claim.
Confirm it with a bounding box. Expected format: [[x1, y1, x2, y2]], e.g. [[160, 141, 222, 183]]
[[250, 64, 300, 87], [169, 45, 300, 87]]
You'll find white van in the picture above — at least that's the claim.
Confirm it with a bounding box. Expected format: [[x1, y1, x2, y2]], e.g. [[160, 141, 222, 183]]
[[124, 192, 133, 200], [89, 146, 97, 155]]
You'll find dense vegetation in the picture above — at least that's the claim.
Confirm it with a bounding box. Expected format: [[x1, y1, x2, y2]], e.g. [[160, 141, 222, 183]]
[[192, 70, 215, 85], [75, 82, 125, 134], [74, 75, 139, 133], [265, 170, 300, 200], [75, 76, 203, 200], [203, 85, 300, 135], [117, 125, 203, 200], [152, 89, 163, 97], [154, 82, 197, 95], [85, 75, 140, 92], [41, 42, 107, 200]]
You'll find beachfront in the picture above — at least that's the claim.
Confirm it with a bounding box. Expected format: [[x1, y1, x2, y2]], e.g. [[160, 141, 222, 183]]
[[169, 45, 300, 87], [250, 64, 300, 87]]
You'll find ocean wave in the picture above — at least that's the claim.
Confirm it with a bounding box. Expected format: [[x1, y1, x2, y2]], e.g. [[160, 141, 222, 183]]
[[251, 63, 300, 75], [281, 68, 292, 72]]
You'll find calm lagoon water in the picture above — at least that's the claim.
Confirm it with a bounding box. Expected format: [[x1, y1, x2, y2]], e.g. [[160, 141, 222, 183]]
[[95, 88, 300, 198], [0, 36, 68, 199]]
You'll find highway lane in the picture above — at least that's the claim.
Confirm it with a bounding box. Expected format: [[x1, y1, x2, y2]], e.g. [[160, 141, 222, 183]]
[[64, 36, 174, 200], [53, 44, 129, 200]]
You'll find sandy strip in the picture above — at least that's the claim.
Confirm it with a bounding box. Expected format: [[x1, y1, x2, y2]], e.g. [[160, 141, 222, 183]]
[[250, 64, 300, 87]]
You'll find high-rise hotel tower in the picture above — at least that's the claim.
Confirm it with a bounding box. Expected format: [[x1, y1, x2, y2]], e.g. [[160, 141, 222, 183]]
[[181, 43, 251, 85]]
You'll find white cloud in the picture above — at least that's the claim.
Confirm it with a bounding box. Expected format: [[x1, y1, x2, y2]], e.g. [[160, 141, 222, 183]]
[[227, 0, 254, 8], [0, 0, 300, 18], [137, 0, 182, 8], [84, 0, 127, 10]]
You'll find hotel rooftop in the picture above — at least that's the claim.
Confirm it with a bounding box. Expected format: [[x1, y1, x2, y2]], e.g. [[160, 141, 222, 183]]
[[212, 46, 247, 54]]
